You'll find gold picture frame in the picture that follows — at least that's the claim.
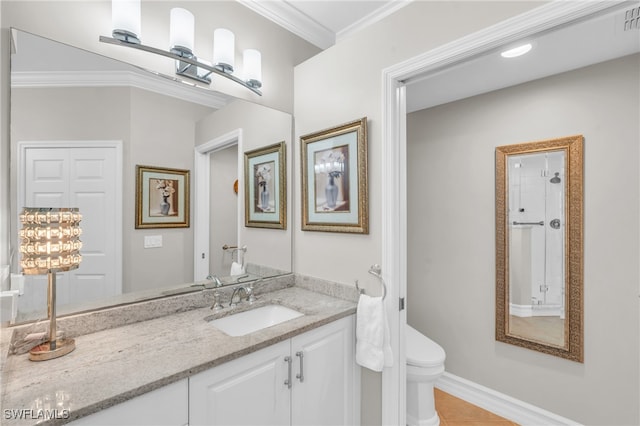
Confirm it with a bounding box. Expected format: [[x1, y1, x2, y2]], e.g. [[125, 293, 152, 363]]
[[300, 117, 368, 233], [244, 142, 286, 229], [135, 165, 190, 229]]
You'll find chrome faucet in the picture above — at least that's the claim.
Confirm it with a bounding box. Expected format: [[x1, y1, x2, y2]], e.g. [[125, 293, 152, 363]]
[[229, 286, 248, 307], [206, 274, 223, 287]]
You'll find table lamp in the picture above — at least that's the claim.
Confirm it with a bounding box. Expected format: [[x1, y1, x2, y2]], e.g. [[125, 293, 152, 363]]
[[19, 208, 82, 361]]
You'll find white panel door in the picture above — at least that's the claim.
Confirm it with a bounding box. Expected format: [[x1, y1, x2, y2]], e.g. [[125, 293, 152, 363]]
[[22, 144, 120, 312]]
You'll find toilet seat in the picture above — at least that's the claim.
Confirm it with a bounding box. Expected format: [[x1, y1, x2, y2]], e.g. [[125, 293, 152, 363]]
[[406, 325, 446, 368]]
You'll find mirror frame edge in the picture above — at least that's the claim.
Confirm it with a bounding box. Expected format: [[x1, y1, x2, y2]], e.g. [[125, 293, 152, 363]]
[[495, 134, 584, 363]]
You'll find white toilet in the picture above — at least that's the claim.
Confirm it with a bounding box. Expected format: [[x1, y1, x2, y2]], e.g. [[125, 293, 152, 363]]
[[406, 325, 446, 426]]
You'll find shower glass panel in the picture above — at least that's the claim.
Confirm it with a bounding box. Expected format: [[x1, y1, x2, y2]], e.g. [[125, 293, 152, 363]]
[[507, 150, 565, 346]]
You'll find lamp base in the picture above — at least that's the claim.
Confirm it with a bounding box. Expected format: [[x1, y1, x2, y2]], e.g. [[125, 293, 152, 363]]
[[29, 338, 75, 361]]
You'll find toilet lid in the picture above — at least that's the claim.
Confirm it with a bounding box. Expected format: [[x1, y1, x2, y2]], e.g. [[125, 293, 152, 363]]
[[406, 325, 446, 368]]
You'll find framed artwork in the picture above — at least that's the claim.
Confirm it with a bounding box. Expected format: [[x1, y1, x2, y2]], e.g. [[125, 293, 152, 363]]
[[135, 165, 190, 229], [300, 117, 368, 233], [244, 141, 286, 229]]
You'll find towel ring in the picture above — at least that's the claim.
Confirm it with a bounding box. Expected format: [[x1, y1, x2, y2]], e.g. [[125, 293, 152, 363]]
[[356, 264, 387, 300]]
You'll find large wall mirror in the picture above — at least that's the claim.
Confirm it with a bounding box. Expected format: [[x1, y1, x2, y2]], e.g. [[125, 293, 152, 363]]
[[9, 29, 292, 324], [495, 135, 583, 362]]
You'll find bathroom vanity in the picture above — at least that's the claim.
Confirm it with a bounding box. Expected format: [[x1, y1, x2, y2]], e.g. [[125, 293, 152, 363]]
[[0, 283, 358, 425]]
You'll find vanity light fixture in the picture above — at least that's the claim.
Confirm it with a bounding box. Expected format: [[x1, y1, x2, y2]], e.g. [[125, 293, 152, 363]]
[[19, 208, 83, 361], [243, 49, 263, 90], [100, 0, 263, 95], [111, 0, 141, 44], [500, 43, 533, 58], [213, 28, 235, 73], [169, 8, 195, 57]]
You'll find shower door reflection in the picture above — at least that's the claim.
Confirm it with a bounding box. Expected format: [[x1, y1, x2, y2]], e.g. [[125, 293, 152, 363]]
[[507, 151, 565, 347]]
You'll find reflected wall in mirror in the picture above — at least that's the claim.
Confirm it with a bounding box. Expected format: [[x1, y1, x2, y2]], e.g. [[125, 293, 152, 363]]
[[9, 29, 292, 324], [495, 135, 583, 362]]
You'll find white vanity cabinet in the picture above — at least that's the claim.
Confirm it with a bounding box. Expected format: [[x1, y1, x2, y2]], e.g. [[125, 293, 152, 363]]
[[69, 379, 188, 426], [189, 315, 357, 426], [290, 316, 357, 425]]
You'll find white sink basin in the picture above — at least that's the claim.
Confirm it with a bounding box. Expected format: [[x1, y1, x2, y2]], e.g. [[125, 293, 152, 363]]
[[209, 304, 304, 336]]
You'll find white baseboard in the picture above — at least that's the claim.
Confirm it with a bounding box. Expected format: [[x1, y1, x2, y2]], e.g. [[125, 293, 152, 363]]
[[509, 303, 533, 317], [510, 303, 562, 317], [435, 372, 582, 426]]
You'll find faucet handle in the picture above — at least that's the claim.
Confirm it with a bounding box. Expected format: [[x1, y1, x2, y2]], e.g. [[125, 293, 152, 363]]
[[211, 291, 223, 311], [246, 284, 256, 304]]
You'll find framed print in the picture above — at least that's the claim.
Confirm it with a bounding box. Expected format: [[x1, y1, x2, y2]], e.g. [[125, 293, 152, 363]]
[[244, 141, 286, 229], [300, 117, 368, 233], [135, 165, 190, 229]]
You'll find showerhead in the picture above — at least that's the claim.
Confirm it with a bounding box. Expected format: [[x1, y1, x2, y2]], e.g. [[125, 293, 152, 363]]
[[550, 172, 561, 184]]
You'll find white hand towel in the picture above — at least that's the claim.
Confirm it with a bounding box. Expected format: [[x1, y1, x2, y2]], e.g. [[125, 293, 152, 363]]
[[230, 261, 244, 276], [356, 294, 393, 372]]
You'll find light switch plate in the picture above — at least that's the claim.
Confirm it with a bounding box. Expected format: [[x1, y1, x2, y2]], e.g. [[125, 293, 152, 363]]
[[144, 235, 163, 248]]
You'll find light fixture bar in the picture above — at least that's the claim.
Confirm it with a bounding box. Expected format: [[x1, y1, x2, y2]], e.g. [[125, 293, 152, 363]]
[[99, 35, 262, 96]]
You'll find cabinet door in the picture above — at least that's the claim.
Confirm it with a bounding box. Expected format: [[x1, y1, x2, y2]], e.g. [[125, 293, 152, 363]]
[[291, 315, 357, 426], [189, 340, 290, 426], [69, 379, 188, 426]]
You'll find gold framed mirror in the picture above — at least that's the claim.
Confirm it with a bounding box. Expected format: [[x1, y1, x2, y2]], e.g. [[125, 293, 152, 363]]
[[495, 135, 583, 362]]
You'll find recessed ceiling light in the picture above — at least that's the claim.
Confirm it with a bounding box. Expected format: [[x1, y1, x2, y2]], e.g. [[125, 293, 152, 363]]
[[501, 43, 533, 58]]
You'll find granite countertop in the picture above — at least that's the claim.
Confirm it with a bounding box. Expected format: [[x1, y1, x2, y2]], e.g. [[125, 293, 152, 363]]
[[0, 286, 356, 425]]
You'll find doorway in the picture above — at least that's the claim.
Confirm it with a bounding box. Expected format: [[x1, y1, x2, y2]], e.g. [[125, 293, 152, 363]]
[[193, 129, 243, 282], [381, 2, 621, 424]]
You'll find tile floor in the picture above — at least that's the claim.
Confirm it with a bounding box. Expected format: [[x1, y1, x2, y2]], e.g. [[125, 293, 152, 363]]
[[435, 388, 519, 426], [508, 315, 564, 347]]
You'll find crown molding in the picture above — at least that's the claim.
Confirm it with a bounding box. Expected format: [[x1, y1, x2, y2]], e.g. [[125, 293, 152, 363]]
[[336, 0, 412, 43], [237, 0, 413, 50], [11, 70, 229, 109], [237, 0, 335, 49]]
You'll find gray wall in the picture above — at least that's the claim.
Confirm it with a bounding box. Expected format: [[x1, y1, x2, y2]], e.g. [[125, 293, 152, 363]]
[[293, 2, 544, 424], [210, 145, 239, 277], [196, 99, 293, 275], [10, 86, 213, 294], [407, 54, 640, 425]]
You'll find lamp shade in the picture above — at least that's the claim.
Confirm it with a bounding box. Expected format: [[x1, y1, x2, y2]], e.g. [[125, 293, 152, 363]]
[[243, 49, 262, 88], [170, 8, 195, 56], [213, 28, 235, 73], [19, 208, 82, 275], [112, 0, 141, 43]]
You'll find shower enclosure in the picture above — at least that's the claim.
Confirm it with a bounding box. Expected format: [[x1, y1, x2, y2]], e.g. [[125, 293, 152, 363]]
[[507, 150, 565, 319]]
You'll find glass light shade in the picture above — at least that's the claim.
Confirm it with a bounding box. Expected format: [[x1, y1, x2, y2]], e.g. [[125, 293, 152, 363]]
[[112, 0, 141, 43], [213, 28, 235, 73], [243, 49, 262, 88], [19, 208, 83, 275], [170, 8, 195, 56]]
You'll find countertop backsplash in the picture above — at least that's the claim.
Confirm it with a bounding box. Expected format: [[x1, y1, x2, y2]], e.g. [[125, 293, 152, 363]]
[[1, 272, 359, 359]]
